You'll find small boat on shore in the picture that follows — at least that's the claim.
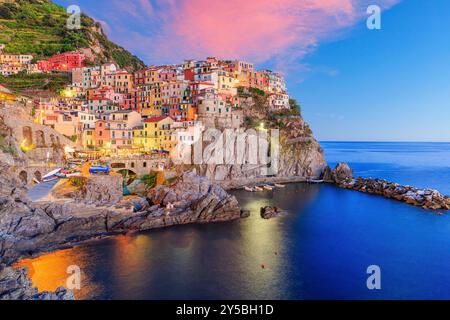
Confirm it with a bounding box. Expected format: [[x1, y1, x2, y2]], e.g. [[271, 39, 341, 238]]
[[254, 186, 264, 192], [307, 179, 324, 184], [55, 170, 81, 179], [263, 185, 274, 191], [275, 183, 285, 188], [244, 186, 254, 192], [42, 168, 62, 182]]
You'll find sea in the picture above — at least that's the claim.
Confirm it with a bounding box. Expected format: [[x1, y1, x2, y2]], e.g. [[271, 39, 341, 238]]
[[17, 142, 450, 299]]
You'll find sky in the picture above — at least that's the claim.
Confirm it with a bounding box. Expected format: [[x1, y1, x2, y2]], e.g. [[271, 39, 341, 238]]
[[55, 0, 450, 141]]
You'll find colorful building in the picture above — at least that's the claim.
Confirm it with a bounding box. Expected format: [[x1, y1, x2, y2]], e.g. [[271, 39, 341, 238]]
[[38, 51, 86, 72], [133, 116, 175, 152]]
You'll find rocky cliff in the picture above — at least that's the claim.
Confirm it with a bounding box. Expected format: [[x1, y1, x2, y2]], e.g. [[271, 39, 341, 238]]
[[0, 159, 241, 266], [193, 91, 327, 188]]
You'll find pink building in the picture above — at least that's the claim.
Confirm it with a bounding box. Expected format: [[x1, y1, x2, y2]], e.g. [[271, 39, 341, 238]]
[[38, 51, 86, 72]]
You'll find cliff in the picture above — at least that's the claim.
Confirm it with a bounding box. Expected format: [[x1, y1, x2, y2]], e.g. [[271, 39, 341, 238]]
[[193, 89, 327, 189]]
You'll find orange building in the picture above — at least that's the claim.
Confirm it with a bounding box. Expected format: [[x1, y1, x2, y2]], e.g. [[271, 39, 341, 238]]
[[94, 119, 111, 149]]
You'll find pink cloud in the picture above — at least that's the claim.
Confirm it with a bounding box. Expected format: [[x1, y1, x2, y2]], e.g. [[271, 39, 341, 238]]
[[100, 0, 401, 68]]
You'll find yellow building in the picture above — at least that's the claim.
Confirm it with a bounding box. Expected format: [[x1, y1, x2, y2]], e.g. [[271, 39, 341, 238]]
[[133, 116, 176, 152]]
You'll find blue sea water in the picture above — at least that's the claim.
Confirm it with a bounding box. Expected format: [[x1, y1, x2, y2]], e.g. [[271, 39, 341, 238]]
[[18, 142, 450, 300]]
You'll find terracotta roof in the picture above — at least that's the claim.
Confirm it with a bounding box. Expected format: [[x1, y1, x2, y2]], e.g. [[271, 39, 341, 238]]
[[144, 116, 172, 123]]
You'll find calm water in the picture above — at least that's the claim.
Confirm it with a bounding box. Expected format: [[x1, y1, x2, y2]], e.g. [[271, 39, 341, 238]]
[[17, 142, 450, 300]]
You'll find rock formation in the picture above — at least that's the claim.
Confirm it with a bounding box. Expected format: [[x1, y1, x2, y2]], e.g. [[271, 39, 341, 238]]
[[192, 93, 327, 189], [324, 163, 353, 184], [0, 163, 241, 265], [341, 177, 450, 211], [260, 206, 286, 219], [327, 163, 450, 211], [0, 267, 73, 300], [55, 174, 123, 205]]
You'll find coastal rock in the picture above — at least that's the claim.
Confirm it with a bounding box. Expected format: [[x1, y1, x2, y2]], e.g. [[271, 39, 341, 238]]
[[330, 163, 353, 184], [33, 286, 74, 300], [322, 166, 333, 183], [0, 163, 241, 281], [70, 174, 123, 205], [240, 210, 251, 218], [337, 176, 450, 211], [0, 267, 73, 300], [260, 206, 285, 219], [193, 107, 327, 189]]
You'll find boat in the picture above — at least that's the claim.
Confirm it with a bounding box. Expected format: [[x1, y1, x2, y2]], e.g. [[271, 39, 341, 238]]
[[55, 170, 82, 179], [274, 183, 285, 188], [89, 166, 110, 175], [244, 186, 254, 192], [42, 168, 62, 182], [42, 175, 59, 182], [66, 172, 81, 178], [254, 186, 264, 192], [263, 185, 274, 191], [307, 179, 324, 184]]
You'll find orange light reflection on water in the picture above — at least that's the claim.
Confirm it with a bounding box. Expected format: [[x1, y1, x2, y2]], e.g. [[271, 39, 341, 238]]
[[14, 246, 100, 300]]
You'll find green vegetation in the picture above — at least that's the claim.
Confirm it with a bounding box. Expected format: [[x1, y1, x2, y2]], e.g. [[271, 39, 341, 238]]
[[141, 172, 158, 189], [69, 176, 86, 188], [0, 0, 145, 70], [0, 135, 16, 156], [0, 72, 70, 93], [289, 98, 301, 115], [249, 87, 265, 96], [63, 134, 77, 142]]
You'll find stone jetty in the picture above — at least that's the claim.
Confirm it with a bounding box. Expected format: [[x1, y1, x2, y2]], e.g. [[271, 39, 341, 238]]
[[324, 163, 450, 211]]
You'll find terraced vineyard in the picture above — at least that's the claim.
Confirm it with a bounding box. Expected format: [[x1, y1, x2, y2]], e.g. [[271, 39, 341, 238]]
[[0, 0, 145, 70]]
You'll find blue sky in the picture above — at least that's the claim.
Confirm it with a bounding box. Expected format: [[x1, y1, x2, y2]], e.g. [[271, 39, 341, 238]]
[[294, 0, 450, 141], [55, 0, 450, 141]]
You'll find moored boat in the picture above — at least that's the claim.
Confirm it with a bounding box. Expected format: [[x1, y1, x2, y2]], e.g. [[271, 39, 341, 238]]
[[263, 185, 274, 191], [274, 183, 285, 188], [42, 168, 62, 182], [244, 186, 254, 192], [254, 186, 264, 192], [307, 179, 324, 184]]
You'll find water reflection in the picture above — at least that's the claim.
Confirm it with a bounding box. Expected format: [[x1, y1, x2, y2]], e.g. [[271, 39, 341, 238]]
[[15, 184, 322, 300], [15, 247, 102, 300]]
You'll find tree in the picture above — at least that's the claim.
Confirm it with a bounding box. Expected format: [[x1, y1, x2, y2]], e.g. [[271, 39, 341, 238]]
[[0, 5, 12, 19]]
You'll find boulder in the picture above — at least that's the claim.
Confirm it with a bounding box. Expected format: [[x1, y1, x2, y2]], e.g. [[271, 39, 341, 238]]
[[260, 206, 285, 219], [240, 210, 251, 218], [330, 163, 353, 184]]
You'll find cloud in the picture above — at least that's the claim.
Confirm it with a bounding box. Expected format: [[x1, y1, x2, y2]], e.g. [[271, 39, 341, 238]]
[[87, 0, 401, 68]]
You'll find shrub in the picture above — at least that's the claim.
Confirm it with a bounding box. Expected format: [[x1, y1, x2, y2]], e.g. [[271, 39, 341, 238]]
[[141, 172, 158, 188], [289, 98, 301, 115], [69, 176, 86, 188]]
